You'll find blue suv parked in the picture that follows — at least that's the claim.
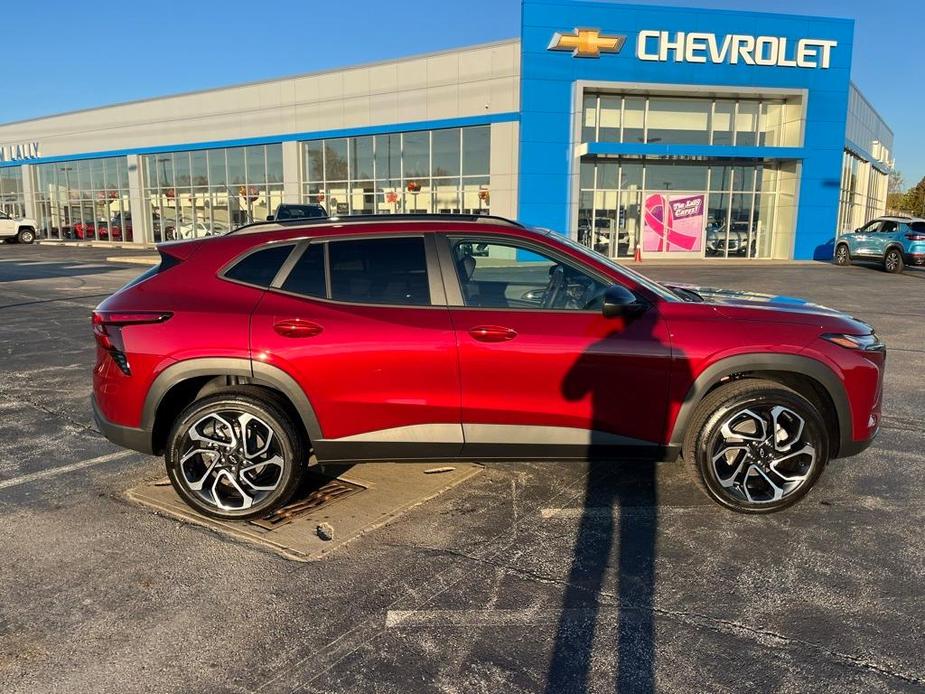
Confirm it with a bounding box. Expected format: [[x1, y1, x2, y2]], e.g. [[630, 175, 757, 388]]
[[835, 216, 925, 273]]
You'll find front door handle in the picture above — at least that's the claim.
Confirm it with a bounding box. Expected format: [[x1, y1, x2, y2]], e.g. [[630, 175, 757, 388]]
[[468, 325, 518, 343], [273, 319, 323, 338]]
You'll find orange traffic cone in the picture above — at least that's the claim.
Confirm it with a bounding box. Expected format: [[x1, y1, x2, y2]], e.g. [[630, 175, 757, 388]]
[[634, 243, 642, 263]]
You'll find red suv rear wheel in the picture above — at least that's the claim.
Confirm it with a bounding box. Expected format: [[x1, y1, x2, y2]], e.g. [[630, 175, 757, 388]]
[[165, 392, 306, 520]]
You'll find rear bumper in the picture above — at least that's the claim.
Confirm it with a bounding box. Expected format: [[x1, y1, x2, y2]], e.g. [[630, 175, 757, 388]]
[[905, 252, 925, 266], [91, 395, 154, 455]]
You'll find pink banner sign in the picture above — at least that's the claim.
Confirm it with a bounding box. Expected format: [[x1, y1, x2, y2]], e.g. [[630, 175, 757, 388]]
[[642, 193, 705, 252]]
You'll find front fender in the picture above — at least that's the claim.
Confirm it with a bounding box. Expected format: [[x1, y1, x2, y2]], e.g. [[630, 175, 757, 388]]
[[668, 353, 852, 457]]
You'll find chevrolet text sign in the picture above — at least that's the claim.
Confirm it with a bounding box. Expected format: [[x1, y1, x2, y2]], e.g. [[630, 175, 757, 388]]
[[637, 31, 837, 68]]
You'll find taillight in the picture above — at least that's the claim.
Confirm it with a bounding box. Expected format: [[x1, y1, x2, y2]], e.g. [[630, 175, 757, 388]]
[[91, 311, 172, 374], [91, 311, 113, 350], [97, 311, 172, 326], [905, 233, 925, 241]]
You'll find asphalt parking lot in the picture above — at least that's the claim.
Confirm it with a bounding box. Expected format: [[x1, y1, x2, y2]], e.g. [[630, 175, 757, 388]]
[[0, 243, 922, 694]]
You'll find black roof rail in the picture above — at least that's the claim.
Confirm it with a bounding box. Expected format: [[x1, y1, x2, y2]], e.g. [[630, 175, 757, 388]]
[[228, 212, 525, 234]]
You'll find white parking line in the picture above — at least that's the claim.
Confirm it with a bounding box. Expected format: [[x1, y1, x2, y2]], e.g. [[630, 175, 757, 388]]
[[0, 450, 135, 491], [386, 608, 616, 628], [539, 506, 703, 518]]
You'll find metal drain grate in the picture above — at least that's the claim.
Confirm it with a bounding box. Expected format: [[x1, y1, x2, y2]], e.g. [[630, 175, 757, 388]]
[[249, 474, 366, 530]]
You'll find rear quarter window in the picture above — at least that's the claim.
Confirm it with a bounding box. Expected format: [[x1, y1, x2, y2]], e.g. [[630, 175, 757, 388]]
[[224, 244, 294, 287]]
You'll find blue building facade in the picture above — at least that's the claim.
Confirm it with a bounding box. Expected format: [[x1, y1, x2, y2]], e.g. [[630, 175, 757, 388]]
[[518, 0, 891, 260]]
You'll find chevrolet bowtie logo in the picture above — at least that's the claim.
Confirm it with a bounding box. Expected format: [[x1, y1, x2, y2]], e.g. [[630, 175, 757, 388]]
[[547, 28, 626, 58]]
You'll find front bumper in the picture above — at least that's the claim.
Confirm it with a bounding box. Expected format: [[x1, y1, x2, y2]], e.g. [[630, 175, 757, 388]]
[[91, 395, 154, 455], [837, 427, 878, 458]]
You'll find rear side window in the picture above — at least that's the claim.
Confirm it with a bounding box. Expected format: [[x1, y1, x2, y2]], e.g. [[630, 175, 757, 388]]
[[329, 237, 429, 306], [281, 243, 326, 298], [225, 244, 294, 287]]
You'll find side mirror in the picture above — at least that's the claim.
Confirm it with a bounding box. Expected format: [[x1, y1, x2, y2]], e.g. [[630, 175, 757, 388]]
[[266, 215, 274, 221], [602, 284, 647, 319]]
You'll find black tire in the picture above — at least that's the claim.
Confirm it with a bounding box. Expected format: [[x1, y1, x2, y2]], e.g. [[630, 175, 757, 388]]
[[884, 247, 904, 274], [683, 379, 829, 513], [16, 228, 36, 244], [834, 243, 851, 266], [165, 392, 306, 520]]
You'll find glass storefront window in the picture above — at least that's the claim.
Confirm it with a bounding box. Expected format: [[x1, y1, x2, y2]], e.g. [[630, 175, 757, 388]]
[[712, 101, 734, 146], [301, 125, 491, 216], [351, 136, 375, 181], [432, 128, 461, 177], [582, 94, 598, 143], [578, 157, 793, 260], [623, 97, 646, 144], [646, 98, 711, 145], [403, 132, 429, 179], [0, 166, 26, 218], [142, 143, 283, 241], [581, 93, 799, 148], [304, 141, 324, 182], [599, 96, 621, 143], [34, 157, 132, 242], [837, 149, 887, 233], [462, 126, 490, 176], [735, 101, 760, 147], [646, 161, 708, 192], [374, 133, 401, 181]]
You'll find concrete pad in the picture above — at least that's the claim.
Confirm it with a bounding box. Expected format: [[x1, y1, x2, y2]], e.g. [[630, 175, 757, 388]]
[[126, 462, 483, 562]]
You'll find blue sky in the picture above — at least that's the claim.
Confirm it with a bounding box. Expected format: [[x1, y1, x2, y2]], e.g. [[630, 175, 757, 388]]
[[3, 0, 922, 186]]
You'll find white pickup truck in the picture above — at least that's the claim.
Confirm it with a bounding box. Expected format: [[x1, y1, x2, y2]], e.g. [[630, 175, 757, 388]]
[[0, 210, 37, 243]]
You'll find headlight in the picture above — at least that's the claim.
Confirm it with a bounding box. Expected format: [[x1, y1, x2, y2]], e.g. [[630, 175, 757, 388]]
[[821, 332, 885, 351]]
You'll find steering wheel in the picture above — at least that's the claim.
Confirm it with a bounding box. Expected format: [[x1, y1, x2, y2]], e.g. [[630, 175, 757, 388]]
[[543, 265, 567, 309]]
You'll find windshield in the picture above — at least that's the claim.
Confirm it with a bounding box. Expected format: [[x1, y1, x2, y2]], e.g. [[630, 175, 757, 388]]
[[551, 232, 678, 301]]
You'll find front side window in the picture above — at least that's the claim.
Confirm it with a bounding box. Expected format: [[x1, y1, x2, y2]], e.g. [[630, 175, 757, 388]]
[[329, 237, 430, 306], [450, 238, 607, 311], [224, 244, 294, 287]]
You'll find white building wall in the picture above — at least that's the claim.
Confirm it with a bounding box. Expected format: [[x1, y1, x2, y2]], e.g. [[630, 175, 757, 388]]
[[488, 121, 520, 220], [0, 40, 520, 159]]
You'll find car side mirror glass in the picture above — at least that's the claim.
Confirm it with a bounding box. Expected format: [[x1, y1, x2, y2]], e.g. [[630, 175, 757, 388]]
[[602, 284, 647, 319], [266, 215, 274, 221]]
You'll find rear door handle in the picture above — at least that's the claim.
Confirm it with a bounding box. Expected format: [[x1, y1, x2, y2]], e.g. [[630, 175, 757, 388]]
[[468, 325, 518, 343], [273, 319, 323, 338]]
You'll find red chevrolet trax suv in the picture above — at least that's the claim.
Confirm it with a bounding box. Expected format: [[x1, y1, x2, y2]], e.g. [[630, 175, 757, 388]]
[[91, 215, 885, 519]]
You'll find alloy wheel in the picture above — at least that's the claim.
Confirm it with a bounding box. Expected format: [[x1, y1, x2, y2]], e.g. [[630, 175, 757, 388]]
[[885, 250, 902, 273], [835, 245, 849, 265], [709, 405, 817, 505], [177, 410, 285, 512]]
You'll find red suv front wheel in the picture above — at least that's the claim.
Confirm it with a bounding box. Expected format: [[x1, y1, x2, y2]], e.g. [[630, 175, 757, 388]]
[[683, 379, 829, 513]]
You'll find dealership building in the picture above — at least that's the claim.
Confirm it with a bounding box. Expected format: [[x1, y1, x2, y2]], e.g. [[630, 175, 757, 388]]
[[0, 0, 893, 260]]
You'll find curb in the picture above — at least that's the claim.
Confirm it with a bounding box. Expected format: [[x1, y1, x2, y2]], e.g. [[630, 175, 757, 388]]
[[106, 256, 159, 266]]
